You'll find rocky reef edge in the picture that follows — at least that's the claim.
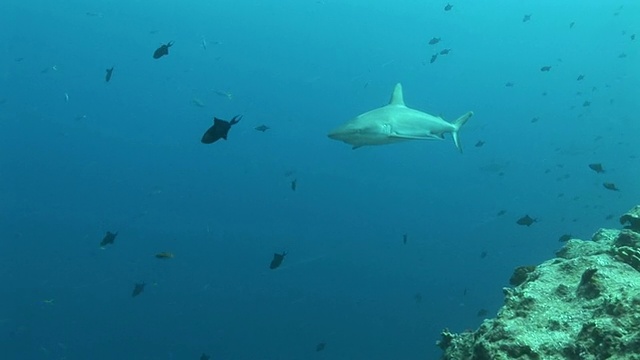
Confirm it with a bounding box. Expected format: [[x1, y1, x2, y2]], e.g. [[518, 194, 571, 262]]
[[438, 205, 640, 360]]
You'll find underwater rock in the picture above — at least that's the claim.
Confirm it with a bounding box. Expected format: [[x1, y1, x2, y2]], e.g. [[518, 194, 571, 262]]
[[620, 205, 640, 232], [438, 205, 640, 359]]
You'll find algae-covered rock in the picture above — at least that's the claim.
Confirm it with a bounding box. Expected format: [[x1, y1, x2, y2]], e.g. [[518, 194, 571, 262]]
[[438, 206, 640, 360], [620, 205, 640, 232]]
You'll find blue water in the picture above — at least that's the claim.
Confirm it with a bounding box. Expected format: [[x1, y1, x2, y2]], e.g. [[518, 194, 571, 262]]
[[1, 1, 638, 359]]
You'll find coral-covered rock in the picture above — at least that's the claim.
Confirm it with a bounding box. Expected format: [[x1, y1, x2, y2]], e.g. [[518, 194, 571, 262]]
[[438, 207, 640, 360]]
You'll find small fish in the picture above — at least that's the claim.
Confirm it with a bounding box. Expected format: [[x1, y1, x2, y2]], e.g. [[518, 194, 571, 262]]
[[100, 231, 118, 248], [403, 233, 408, 245], [200, 353, 210, 360], [475, 140, 485, 148], [576, 74, 584, 81], [105, 67, 114, 82], [131, 282, 145, 297], [153, 41, 173, 59], [569, 21, 575, 28], [155, 252, 174, 259], [588, 163, 605, 173], [291, 179, 297, 191], [523, 14, 532, 22], [429, 53, 438, 64], [558, 234, 572, 242], [201, 36, 207, 50], [255, 124, 270, 132], [316, 342, 326, 352], [516, 215, 537, 226], [505, 82, 515, 87], [477, 308, 488, 317], [583, 101, 591, 107], [531, 117, 539, 123], [269, 251, 287, 269], [201, 115, 242, 144], [428, 37, 441, 45], [444, 3, 453, 11], [439, 48, 451, 55], [414, 292, 423, 303], [192, 98, 205, 107], [480, 250, 488, 259], [540, 65, 552, 72], [64, 92, 69, 102], [631, 34, 636, 40], [618, 53, 627, 58], [213, 90, 233, 99], [496, 210, 507, 216], [605, 214, 615, 220], [603, 182, 619, 191]]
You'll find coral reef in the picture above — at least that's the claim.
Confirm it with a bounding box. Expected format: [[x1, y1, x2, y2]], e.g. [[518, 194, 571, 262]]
[[438, 205, 640, 360]]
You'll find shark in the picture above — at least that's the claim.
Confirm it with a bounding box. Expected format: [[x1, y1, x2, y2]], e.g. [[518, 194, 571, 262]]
[[327, 83, 473, 152]]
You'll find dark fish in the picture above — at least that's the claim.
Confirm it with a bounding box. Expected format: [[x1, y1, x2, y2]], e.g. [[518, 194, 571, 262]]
[[414, 292, 423, 303], [605, 214, 615, 220], [576, 74, 584, 81], [105, 67, 114, 82], [255, 124, 270, 132], [269, 251, 287, 269], [583, 101, 591, 107], [569, 21, 575, 28], [100, 231, 117, 247], [153, 41, 173, 59], [291, 179, 297, 191], [480, 250, 488, 259], [516, 215, 537, 226], [430, 53, 438, 63], [603, 182, 619, 191], [428, 37, 440, 45], [618, 53, 627, 58], [588, 163, 605, 173], [316, 342, 326, 352], [439, 48, 451, 55], [444, 3, 453, 11], [475, 140, 485, 147], [523, 14, 532, 22], [540, 65, 552, 72], [403, 233, 408, 245], [200, 353, 210, 360], [505, 82, 515, 87], [201, 115, 242, 144], [131, 282, 145, 297], [631, 34, 636, 40], [531, 117, 539, 123], [496, 210, 507, 216], [155, 252, 174, 259], [477, 308, 488, 317], [558, 234, 572, 242]]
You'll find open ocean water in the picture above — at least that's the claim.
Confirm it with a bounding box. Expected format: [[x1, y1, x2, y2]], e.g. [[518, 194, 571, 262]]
[[0, 0, 638, 359]]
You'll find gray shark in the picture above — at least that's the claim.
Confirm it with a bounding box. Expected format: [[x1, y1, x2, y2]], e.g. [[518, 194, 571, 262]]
[[327, 83, 473, 152]]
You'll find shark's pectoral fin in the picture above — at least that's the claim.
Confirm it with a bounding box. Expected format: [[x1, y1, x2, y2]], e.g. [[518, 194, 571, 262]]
[[352, 145, 362, 150]]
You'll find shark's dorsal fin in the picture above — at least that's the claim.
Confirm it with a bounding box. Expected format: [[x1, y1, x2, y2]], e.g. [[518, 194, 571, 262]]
[[388, 83, 405, 106]]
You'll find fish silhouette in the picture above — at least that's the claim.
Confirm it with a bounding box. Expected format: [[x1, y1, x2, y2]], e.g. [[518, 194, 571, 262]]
[[201, 115, 242, 144], [516, 215, 537, 226], [100, 231, 118, 247], [131, 282, 145, 297], [105, 67, 114, 82], [269, 251, 287, 269], [153, 41, 173, 59]]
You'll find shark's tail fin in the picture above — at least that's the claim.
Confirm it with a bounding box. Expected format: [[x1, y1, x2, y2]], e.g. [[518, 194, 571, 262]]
[[451, 111, 474, 153]]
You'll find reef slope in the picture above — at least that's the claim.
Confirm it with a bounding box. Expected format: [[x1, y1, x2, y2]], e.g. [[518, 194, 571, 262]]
[[438, 205, 640, 360]]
